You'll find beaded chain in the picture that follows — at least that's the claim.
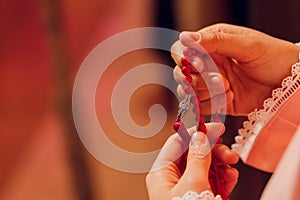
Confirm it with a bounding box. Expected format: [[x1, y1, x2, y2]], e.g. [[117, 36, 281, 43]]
[[173, 48, 222, 142], [173, 48, 227, 200]]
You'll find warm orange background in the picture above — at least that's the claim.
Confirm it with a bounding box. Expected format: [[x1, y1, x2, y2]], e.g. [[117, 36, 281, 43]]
[[1, 0, 299, 200]]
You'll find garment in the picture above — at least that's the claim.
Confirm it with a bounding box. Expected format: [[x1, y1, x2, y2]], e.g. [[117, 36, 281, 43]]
[[232, 74, 300, 172], [261, 126, 300, 199], [232, 54, 300, 199]]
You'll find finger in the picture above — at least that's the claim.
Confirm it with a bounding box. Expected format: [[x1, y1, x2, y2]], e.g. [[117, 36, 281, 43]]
[[146, 134, 187, 196], [176, 86, 234, 115], [176, 84, 185, 99], [212, 144, 239, 165], [188, 55, 205, 73], [179, 131, 211, 189], [171, 40, 184, 66], [216, 165, 239, 194], [205, 122, 225, 135], [180, 122, 225, 177], [182, 71, 229, 91], [176, 85, 233, 114], [200, 23, 246, 35], [174, 66, 204, 88], [192, 72, 230, 93], [175, 69, 230, 96], [193, 88, 227, 102], [173, 66, 183, 84], [179, 24, 259, 62], [200, 90, 234, 114], [150, 133, 186, 172], [151, 122, 226, 172], [148, 123, 224, 178], [172, 41, 207, 74], [174, 123, 225, 144]]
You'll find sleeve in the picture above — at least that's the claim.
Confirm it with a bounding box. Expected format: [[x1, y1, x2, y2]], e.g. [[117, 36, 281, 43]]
[[172, 190, 222, 200], [231, 47, 300, 172], [260, 125, 300, 200]]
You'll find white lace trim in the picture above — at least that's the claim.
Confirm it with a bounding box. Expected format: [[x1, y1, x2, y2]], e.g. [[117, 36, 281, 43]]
[[172, 190, 222, 200], [231, 43, 300, 160]]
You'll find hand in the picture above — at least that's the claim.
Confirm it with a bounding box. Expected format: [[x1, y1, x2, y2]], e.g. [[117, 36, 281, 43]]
[[172, 23, 300, 115], [146, 123, 239, 200]]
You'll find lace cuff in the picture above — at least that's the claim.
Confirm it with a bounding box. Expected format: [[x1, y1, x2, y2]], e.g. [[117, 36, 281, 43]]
[[232, 43, 300, 160], [172, 190, 222, 200]]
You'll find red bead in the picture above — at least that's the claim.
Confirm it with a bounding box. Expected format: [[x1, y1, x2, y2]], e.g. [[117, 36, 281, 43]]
[[183, 48, 193, 57], [198, 115, 205, 123], [198, 105, 203, 113], [184, 75, 193, 84], [190, 48, 198, 55], [181, 66, 191, 75], [173, 121, 181, 132], [181, 57, 191, 66], [198, 123, 207, 133], [183, 48, 198, 57], [183, 85, 193, 94], [217, 137, 223, 144], [183, 48, 197, 57]]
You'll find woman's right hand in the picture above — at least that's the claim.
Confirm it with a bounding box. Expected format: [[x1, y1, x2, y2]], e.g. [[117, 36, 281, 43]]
[[172, 23, 300, 115]]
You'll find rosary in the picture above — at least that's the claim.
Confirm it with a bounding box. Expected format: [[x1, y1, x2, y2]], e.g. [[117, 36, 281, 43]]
[[173, 48, 227, 199]]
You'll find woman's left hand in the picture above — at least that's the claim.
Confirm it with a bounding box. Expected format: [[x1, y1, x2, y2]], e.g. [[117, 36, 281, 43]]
[[146, 123, 239, 200]]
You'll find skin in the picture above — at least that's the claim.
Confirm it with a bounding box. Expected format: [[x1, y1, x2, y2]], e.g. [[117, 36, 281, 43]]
[[146, 23, 300, 199], [146, 123, 239, 200], [171, 23, 300, 115]]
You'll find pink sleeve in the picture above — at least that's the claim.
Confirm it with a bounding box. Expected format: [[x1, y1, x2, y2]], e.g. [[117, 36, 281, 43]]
[[261, 125, 300, 199], [245, 90, 300, 172], [232, 60, 300, 172]]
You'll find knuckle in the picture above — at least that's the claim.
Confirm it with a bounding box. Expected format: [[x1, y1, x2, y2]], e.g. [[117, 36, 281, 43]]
[[211, 30, 226, 42]]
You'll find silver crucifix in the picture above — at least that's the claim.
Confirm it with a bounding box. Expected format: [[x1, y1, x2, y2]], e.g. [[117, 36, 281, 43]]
[[177, 94, 191, 119]]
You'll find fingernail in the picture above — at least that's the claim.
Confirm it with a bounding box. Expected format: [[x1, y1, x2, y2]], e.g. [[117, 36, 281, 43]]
[[179, 31, 201, 43], [210, 75, 222, 87], [190, 57, 204, 72], [189, 132, 210, 158], [190, 132, 205, 148]]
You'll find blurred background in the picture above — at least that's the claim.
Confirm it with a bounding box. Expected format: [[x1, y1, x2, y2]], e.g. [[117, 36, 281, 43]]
[[0, 0, 299, 199]]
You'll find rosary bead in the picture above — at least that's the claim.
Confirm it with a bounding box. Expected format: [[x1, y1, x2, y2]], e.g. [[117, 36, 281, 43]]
[[217, 137, 223, 144], [183, 85, 193, 94], [183, 48, 193, 57], [181, 66, 191, 75], [173, 121, 181, 132], [198, 115, 205, 123], [175, 48, 225, 197], [198, 105, 203, 113], [181, 57, 191, 66], [184, 75, 193, 84], [183, 48, 198, 57], [190, 48, 198, 55], [198, 123, 207, 133]]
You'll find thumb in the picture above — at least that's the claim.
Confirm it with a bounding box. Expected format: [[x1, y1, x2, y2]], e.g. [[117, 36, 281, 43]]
[[179, 27, 253, 62], [181, 131, 211, 189]]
